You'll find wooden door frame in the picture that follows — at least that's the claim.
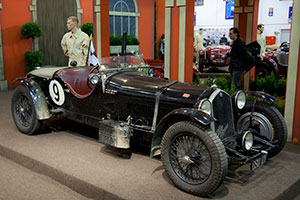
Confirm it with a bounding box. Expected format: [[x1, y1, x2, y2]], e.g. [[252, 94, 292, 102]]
[[29, 0, 83, 51]]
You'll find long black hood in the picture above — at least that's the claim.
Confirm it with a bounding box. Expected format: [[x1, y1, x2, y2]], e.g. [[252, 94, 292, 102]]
[[109, 71, 214, 104]]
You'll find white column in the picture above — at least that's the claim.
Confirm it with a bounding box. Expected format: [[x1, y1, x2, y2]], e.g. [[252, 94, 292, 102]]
[[164, 0, 174, 79], [94, 0, 101, 58], [284, 0, 300, 141]]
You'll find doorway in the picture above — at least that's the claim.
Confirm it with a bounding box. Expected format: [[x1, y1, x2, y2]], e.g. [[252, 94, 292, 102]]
[[37, 0, 77, 66]]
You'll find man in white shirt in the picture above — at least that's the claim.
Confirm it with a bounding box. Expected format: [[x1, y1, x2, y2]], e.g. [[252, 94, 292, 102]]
[[194, 28, 205, 66], [257, 24, 266, 58], [61, 16, 90, 66]]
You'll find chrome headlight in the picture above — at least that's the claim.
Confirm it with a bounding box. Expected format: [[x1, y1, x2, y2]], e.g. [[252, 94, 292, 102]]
[[198, 99, 212, 115], [235, 90, 246, 110], [242, 131, 254, 151], [89, 74, 100, 85]]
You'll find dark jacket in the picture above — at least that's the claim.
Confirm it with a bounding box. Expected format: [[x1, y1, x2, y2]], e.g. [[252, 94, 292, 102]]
[[228, 37, 247, 72], [219, 36, 228, 45]]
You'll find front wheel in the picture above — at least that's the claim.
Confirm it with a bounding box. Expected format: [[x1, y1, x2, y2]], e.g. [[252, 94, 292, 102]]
[[161, 121, 228, 196], [237, 102, 287, 158], [11, 86, 42, 135]]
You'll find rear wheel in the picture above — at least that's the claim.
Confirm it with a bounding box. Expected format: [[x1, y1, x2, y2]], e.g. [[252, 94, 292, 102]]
[[255, 62, 271, 78], [11, 86, 42, 135], [161, 121, 227, 196]]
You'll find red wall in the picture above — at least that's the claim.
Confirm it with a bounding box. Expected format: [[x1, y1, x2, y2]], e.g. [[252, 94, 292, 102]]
[[1, 0, 32, 88], [81, 0, 93, 24], [137, 0, 154, 59], [156, 0, 165, 59], [0, 0, 156, 88]]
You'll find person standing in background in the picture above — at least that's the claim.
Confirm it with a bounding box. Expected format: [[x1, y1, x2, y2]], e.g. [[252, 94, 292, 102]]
[[61, 16, 90, 66], [227, 27, 247, 90], [219, 34, 228, 45], [159, 34, 165, 60], [257, 24, 266, 59], [194, 28, 205, 65]]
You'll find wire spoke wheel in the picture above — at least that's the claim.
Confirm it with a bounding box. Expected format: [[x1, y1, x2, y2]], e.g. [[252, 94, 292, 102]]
[[170, 133, 212, 185], [161, 121, 228, 196], [11, 86, 42, 135], [14, 95, 34, 128]]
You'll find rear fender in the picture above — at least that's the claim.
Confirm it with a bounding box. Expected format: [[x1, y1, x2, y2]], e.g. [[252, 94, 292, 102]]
[[19, 78, 51, 120], [150, 108, 216, 157], [261, 57, 279, 77]]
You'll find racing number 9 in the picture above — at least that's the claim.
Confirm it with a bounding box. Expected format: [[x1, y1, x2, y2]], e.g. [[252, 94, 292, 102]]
[[49, 80, 65, 106], [53, 83, 60, 101]]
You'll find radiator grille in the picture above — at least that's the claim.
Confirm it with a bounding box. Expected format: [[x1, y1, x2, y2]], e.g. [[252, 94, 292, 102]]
[[212, 91, 235, 139]]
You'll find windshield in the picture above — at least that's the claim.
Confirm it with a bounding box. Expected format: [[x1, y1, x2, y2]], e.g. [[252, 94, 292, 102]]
[[98, 54, 147, 70]]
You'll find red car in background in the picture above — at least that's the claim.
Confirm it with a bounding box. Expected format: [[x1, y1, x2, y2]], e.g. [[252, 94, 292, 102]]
[[198, 45, 231, 73], [256, 42, 289, 78], [144, 59, 165, 78], [196, 42, 289, 78]]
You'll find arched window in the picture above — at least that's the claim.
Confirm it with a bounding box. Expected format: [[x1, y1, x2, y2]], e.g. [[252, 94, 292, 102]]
[[109, 0, 139, 37]]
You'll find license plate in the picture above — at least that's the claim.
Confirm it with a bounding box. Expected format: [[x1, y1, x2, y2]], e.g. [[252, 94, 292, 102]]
[[250, 153, 268, 171]]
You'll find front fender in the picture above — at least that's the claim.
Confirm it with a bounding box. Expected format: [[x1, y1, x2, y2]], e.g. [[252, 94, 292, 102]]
[[150, 108, 216, 157], [246, 91, 277, 102], [20, 79, 51, 120]]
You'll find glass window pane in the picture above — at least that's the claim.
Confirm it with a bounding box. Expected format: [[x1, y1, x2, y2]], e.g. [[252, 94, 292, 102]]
[[109, 0, 135, 12], [130, 16, 135, 37], [120, 16, 127, 35], [109, 16, 114, 35], [109, 0, 137, 37], [110, 16, 121, 36]]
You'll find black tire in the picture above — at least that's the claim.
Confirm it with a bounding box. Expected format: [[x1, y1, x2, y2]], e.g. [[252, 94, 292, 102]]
[[11, 86, 42, 135], [255, 62, 271, 78], [161, 121, 228, 196], [198, 55, 204, 73], [237, 102, 287, 158]]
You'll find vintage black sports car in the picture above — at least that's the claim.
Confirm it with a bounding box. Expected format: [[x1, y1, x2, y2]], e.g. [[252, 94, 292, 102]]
[[11, 55, 287, 196]]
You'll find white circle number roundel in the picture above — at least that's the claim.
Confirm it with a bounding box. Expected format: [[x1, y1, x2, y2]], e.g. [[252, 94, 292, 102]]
[[49, 80, 65, 106]]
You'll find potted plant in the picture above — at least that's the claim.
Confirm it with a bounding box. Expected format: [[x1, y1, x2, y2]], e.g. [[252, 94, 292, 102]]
[[21, 22, 43, 73]]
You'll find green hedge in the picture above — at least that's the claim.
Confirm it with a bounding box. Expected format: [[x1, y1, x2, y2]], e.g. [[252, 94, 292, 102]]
[[193, 75, 236, 95], [110, 34, 140, 46], [81, 22, 93, 37], [193, 73, 286, 114], [249, 72, 286, 98], [24, 51, 43, 73]]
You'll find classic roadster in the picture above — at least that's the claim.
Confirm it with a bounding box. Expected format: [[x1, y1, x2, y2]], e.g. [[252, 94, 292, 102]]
[[197, 42, 288, 78], [11, 55, 287, 196], [197, 45, 231, 73]]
